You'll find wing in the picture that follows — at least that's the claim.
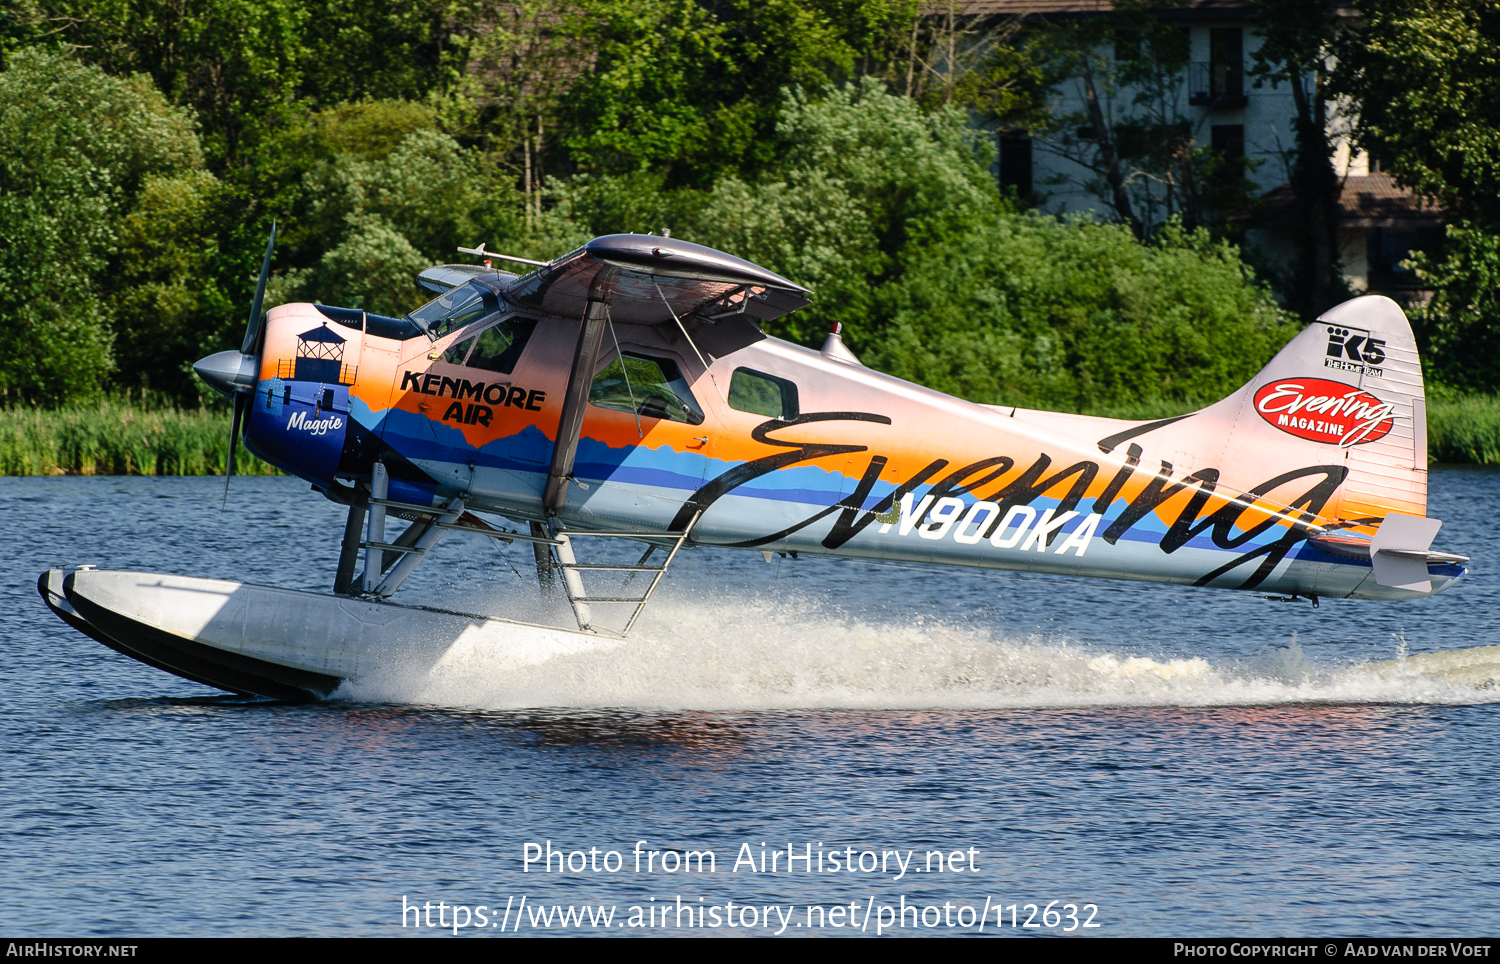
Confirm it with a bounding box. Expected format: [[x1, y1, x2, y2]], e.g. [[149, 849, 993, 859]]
[[416, 263, 518, 293], [504, 234, 810, 324]]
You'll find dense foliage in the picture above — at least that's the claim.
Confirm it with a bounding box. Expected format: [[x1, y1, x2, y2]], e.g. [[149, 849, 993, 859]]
[[1332, 0, 1500, 229], [1408, 226, 1500, 395], [0, 0, 1493, 412], [652, 85, 1293, 409], [0, 50, 205, 401], [1330, 0, 1500, 394]]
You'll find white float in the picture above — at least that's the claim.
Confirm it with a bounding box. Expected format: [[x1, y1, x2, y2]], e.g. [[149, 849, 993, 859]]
[[40, 568, 621, 700]]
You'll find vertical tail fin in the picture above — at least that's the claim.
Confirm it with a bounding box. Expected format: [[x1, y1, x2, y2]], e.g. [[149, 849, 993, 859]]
[[1314, 296, 1427, 524], [1110, 295, 1426, 529]]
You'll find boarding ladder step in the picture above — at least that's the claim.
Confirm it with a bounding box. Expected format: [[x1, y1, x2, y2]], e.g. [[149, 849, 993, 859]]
[[420, 508, 700, 636], [548, 512, 701, 636]]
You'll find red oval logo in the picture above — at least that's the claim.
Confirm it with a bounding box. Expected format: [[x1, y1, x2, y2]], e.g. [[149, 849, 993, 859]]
[[1253, 377, 1396, 447]]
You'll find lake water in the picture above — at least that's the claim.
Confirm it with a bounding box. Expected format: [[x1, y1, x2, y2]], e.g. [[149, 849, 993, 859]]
[[3, 469, 1498, 936]]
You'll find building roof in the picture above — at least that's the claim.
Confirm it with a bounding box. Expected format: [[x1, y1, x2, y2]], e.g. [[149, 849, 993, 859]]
[[931, 0, 1250, 17], [934, 0, 1361, 20], [1257, 172, 1445, 229]]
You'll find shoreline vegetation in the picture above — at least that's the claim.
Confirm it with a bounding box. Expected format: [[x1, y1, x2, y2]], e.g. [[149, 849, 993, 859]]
[[6, 6, 1499, 478], [4, 395, 1498, 477], [0, 399, 278, 476]]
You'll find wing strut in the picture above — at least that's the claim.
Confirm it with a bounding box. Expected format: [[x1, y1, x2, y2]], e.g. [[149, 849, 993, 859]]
[[544, 266, 617, 512]]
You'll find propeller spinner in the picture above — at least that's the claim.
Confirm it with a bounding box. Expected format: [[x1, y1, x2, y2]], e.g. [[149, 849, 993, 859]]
[[193, 220, 277, 505]]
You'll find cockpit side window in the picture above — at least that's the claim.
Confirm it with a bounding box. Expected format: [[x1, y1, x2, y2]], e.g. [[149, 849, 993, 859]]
[[590, 352, 704, 425], [443, 336, 476, 365], [728, 368, 799, 420], [406, 281, 499, 340], [466, 316, 538, 374]]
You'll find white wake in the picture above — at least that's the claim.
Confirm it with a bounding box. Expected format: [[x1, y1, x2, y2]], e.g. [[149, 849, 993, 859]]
[[338, 586, 1499, 712]]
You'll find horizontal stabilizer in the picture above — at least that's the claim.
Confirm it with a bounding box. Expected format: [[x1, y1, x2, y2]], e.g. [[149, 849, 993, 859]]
[[1369, 512, 1443, 591]]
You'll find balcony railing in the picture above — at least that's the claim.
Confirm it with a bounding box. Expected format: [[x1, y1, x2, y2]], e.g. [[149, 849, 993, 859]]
[[276, 359, 358, 385], [1188, 61, 1247, 108]]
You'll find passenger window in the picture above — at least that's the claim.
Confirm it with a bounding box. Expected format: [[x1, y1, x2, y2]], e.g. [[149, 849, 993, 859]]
[[590, 352, 704, 425], [443, 336, 475, 365], [467, 317, 538, 374], [729, 368, 799, 420]]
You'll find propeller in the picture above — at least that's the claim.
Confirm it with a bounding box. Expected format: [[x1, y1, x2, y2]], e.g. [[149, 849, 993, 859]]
[[242, 221, 277, 355], [221, 220, 277, 507], [224, 392, 247, 508]]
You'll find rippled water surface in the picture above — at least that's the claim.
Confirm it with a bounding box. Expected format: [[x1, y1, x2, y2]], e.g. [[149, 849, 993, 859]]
[[3, 469, 1498, 935]]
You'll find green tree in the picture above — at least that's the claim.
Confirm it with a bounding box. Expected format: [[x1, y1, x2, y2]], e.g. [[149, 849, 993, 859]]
[[110, 170, 235, 403], [1407, 226, 1500, 394], [0, 48, 204, 402], [563, 82, 1294, 410], [553, 0, 917, 184], [269, 116, 528, 315], [878, 216, 1295, 410], [687, 81, 1000, 345], [1331, 0, 1500, 228], [943, 15, 1049, 132], [5, 0, 470, 162], [272, 214, 434, 317], [6, 0, 309, 161], [1330, 0, 1500, 392]]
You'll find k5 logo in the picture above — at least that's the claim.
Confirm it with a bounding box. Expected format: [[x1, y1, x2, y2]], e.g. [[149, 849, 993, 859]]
[[1326, 327, 1386, 365]]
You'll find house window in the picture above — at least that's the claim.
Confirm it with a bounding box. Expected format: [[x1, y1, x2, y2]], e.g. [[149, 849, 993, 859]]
[[999, 136, 1032, 195], [1367, 228, 1418, 277], [1210, 28, 1243, 98], [1211, 125, 1244, 161], [1210, 125, 1245, 189], [1192, 28, 1247, 107]]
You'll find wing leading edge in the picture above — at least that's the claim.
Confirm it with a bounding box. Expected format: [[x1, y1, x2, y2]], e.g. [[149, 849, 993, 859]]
[[504, 234, 811, 325]]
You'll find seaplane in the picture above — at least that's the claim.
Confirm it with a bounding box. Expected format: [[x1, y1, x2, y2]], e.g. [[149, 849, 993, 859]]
[[39, 227, 1472, 700]]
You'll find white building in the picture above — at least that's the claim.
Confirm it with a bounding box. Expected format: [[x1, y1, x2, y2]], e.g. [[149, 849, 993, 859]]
[[954, 0, 1443, 303]]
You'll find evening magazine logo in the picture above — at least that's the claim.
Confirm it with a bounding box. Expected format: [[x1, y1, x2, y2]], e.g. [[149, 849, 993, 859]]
[[1253, 377, 1397, 447]]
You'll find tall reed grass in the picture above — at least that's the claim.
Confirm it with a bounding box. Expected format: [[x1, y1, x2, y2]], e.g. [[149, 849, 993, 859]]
[[1428, 395, 1500, 465], [0, 399, 278, 476]]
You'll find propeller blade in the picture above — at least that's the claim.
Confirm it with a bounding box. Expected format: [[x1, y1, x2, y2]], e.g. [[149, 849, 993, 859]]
[[223, 391, 247, 508], [224, 219, 274, 506], [241, 219, 278, 355]]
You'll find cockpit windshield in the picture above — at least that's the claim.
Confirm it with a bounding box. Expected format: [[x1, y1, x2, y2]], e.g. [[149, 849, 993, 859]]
[[405, 281, 500, 340]]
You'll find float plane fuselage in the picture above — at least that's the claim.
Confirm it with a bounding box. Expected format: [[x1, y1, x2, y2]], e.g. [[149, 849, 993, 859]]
[[40, 233, 1469, 700], [239, 234, 1464, 609]]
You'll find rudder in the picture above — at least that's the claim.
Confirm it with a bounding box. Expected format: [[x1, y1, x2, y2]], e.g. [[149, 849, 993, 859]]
[[1110, 295, 1426, 530]]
